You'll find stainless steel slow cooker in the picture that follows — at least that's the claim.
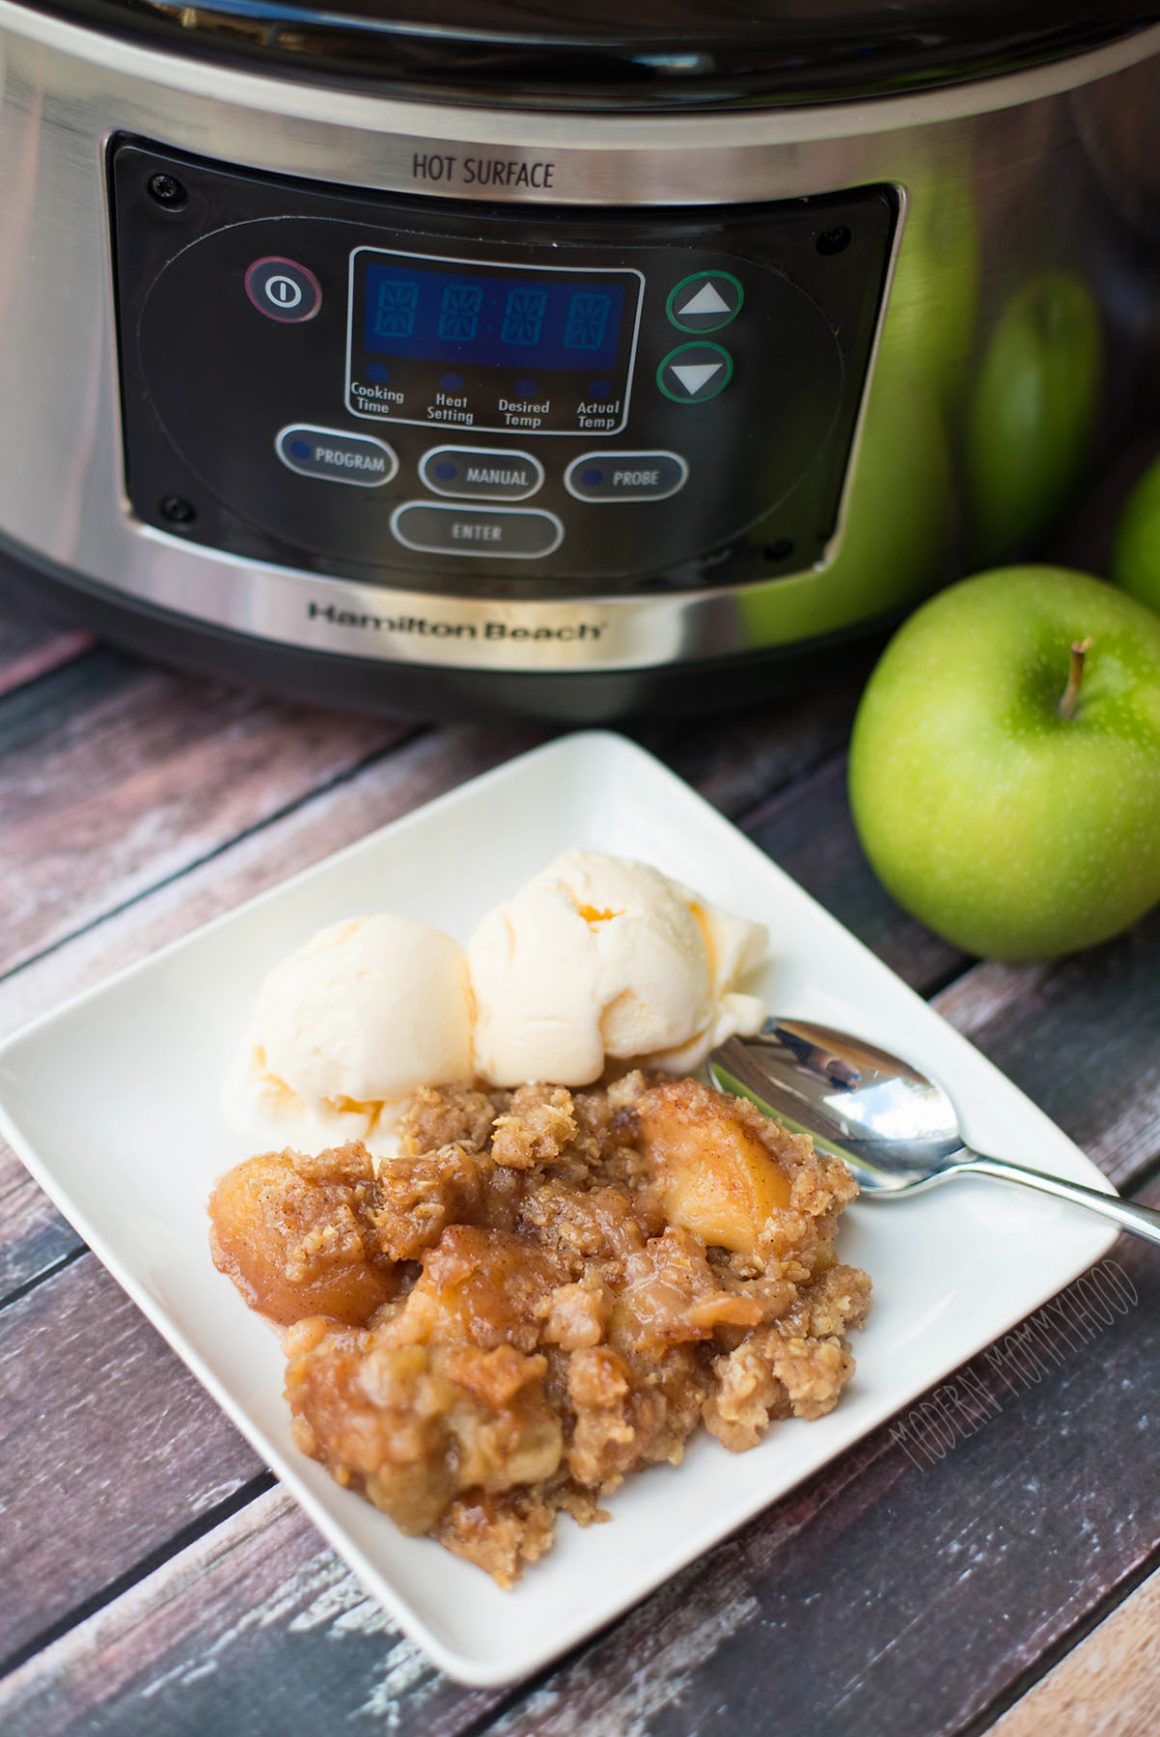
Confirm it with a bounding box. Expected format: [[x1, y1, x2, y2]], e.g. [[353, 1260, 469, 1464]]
[[1, 1, 1159, 718]]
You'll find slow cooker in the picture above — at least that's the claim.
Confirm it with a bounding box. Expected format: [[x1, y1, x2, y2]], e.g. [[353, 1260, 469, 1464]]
[[1, 1, 1159, 720]]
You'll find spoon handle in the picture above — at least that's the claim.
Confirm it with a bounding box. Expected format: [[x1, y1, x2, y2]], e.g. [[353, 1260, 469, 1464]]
[[956, 1151, 1160, 1247]]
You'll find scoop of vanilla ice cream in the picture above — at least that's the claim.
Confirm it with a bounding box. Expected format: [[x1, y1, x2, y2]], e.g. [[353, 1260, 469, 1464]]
[[467, 850, 767, 1086], [227, 913, 472, 1148], [222, 1059, 382, 1156], [653, 898, 768, 1072]]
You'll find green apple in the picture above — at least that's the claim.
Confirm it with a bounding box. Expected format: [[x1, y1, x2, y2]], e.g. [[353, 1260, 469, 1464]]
[[966, 273, 1104, 565], [1111, 451, 1160, 615], [848, 567, 1160, 960]]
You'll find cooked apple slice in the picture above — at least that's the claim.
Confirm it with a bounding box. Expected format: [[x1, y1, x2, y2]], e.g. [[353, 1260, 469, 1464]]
[[208, 1145, 396, 1326], [634, 1079, 792, 1254]]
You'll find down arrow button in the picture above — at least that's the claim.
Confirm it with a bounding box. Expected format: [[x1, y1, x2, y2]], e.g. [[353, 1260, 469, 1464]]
[[657, 342, 734, 403]]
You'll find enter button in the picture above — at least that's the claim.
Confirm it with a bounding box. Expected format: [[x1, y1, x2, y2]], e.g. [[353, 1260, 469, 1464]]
[[564, 451, 688, 503], [391, 502, 563, 559]]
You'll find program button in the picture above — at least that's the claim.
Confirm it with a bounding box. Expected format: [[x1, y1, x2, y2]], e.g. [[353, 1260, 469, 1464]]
[[276, 425, 397, 486]]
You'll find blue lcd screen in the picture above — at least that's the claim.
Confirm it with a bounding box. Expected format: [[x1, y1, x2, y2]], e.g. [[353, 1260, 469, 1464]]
[[362, 261, 627, 372]]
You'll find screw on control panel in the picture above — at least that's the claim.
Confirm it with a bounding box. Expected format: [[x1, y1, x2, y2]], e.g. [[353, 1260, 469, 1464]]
[[816, 226, 852, 256], [160, 495, 196, 525], [147, 173, 188, 209], [763, 538, 795, 561]]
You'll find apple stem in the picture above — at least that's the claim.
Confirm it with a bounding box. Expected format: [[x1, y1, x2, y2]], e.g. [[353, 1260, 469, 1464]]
[[1058, 635, 1093, 721]]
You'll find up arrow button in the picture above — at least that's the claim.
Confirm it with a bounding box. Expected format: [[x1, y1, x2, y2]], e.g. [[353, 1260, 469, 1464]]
[[658, 342, 734, 404], [679, 282, 731, 318], [666, 269, 744, 333]]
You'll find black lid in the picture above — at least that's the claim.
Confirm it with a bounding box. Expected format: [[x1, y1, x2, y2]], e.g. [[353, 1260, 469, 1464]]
[[23, 0, 1160, 111]]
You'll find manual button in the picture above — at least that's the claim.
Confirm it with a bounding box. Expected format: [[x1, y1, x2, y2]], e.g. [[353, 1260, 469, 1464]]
[[565, 451, 688, 503], [391, 502, 563, 559], [420, 446, 544, 501], [277, 424, 397, 487]]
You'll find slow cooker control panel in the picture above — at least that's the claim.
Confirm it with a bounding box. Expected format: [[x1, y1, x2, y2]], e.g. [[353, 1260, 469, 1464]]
[[345, 248, 645, 438], [112, 141, 896, 597]]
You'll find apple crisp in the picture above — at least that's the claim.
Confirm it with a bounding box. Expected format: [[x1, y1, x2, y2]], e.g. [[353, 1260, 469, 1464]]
[[209, 1074, 870, 1585]]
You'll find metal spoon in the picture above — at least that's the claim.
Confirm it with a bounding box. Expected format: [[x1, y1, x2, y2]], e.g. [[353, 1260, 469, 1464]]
[[707, 1019, 1160, 1247]]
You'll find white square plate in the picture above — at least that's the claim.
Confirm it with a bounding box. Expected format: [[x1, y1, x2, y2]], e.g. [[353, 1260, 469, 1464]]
[[0, 731, 1116, 1686]]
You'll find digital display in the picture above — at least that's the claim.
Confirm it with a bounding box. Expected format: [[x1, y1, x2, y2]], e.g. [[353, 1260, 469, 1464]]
[[363, 262, 627, 372]]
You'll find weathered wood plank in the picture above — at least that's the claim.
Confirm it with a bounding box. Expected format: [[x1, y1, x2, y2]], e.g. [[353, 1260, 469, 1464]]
[[0, 1153, 80, 1303], [988, 1565, 1160, 1737], [0, 626, 92, 701], [933, 909, 1160, 1189], [0, 1397, 901, 1735], [637, 668, 867, 820], [0, 649, 408, 977], [0, 568, 94, 697], [3, 1179, 1154, 1737], [746, 753, 966, 990], [0, 1256, 264, 1663], [0, 1487, 495, 1737], [0, 646, 870, 989]]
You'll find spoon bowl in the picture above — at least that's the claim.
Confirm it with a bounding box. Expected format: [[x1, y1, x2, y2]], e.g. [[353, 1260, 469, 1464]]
[[708, 1018, 1160, 1242]]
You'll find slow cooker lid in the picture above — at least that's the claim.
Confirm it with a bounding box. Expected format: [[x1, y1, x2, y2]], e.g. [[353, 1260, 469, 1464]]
[[20, 0, 1160, 111]]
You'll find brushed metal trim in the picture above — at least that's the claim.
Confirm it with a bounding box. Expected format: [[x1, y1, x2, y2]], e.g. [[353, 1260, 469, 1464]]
[[124, 529, 690, 666], [0, 0, 1158, 209]]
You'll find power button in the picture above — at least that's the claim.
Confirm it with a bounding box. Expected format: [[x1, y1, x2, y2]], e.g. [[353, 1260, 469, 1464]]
[[244, 257, 322, 324]]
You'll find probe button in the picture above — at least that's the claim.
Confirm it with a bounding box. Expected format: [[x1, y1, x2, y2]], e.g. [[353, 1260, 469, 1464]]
[[420, 447, 544, 501], [245, 258, 322, 323], [276, 425, 397, 486], [657, 343, 734, 403], [391, 502, 563, 559], [666, 271, 744, 333], [564, 451, 688, 503]]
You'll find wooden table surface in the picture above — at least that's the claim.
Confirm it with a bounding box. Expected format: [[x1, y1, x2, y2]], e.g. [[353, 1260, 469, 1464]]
[[0, 479, 1158, 1735]]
